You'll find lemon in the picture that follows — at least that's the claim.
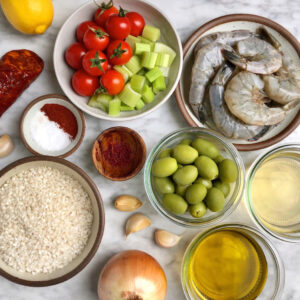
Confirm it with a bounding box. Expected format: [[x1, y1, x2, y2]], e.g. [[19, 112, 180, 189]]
[[0, 0, 54, 34]]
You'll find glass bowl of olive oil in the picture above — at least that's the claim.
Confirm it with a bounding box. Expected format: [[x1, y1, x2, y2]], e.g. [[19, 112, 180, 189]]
[[246, 144, 300, 242], [182, 224, 284, 300]]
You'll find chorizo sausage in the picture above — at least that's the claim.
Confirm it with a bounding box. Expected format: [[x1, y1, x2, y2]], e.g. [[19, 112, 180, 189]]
[[0, 49, 44, 117]]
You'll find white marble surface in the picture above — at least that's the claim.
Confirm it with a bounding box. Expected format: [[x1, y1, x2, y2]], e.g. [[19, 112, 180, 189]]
[[0, 0, 300, 299]]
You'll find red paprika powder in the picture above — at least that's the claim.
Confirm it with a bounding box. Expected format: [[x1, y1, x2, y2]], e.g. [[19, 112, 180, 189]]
[[102, 142, 132, 166], [41, 104, 78, 139], [93, 128, 144, 179]]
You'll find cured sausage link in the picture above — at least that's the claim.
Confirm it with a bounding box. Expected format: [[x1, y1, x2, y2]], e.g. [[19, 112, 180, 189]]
[[0, 49, 44, 117]]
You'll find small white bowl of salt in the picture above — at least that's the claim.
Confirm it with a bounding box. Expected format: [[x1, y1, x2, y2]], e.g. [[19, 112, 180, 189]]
[[20, 94, 85, 158]]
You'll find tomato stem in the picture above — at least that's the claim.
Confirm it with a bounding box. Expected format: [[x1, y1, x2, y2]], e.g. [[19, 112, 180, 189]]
[[95, 86, 108, 95], [118, 7, 127, 17], [94, 0, 113, 9], [94, 0, 114, 17], [90, 51, 106, 72], [110, 42, 126, 59], [88, 26, 109, 38]]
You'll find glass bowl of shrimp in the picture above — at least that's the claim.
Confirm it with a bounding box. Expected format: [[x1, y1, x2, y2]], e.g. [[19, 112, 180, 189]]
[[144, 127, 245, 227]]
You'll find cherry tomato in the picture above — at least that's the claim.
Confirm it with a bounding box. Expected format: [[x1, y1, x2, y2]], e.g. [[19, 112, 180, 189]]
[[76, 21, 97, 42], [100, 70, 125, 95], [72, 70, 99, 96], [94, 0, 118, 27], [83, 26, 109, 50], [126, 12, 145, 36], [106, 40, 132, 65], [105, 8, 131, 40], [65, 43, 86, 69], [82, 50, 108, 76]]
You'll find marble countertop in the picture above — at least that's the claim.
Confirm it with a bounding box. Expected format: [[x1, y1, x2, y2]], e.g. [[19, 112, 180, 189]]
[[0, 0, 300, 299]]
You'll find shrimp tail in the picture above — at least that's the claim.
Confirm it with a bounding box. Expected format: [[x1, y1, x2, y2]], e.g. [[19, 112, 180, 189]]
[[257, 27, 281, 49], [223, 49, 247, 70], [283, 99, 300, 110], [248, 125, 270, 141], [213, 61, 235, 85]]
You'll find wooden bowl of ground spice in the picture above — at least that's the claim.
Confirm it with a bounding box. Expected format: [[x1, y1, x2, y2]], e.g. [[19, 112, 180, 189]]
[[92, 127, 146, 181], [20, 94, 85, 158]]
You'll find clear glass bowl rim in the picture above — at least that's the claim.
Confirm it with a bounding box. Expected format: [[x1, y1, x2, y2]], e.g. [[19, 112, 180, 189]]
[[246, 143, 300, 243], [144, 127, 245, 227], [181, 223, 285, 300]]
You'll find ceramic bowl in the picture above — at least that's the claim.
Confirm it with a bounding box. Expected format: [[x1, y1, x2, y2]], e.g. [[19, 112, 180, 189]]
[[20, 94, 85, 158], [175, 14, 300, 151], [92, 126, 146, 181], [0, 156, 105, 286], [144, 128, 245, 228], [53, 0, 183, 121]]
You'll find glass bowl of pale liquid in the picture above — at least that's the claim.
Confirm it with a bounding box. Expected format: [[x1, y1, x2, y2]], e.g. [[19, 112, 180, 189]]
[[246, 144, 300, 242]]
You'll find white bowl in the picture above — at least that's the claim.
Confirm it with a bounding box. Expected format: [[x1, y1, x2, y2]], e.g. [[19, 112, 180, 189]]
[[20, 94, 85, 158], [53, 0, 183, 121]]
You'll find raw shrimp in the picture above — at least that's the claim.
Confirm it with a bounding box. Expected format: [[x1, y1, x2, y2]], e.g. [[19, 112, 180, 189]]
[[210, 63, 269, 140], [194, 30, 255, 53], [189, 42, 231, 117], [224, 37, 282, 74], [259, 27, 300, 104], [224, 71, 287, 125]]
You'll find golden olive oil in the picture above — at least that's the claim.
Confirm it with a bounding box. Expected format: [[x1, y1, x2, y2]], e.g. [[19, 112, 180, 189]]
[[251, 154, 300, 232], [188, 230, 267, 300]]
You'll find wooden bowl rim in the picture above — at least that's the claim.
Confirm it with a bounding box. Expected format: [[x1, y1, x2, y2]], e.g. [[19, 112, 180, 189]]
[[19, 94, 86, 158], [0, 156, 105, 287], [174, 13, 300, 151], [92, 126, 146, 181]]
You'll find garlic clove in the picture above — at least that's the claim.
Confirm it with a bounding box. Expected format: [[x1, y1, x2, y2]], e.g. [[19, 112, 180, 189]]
[[125, 213, 151, 238], [0, 135, 14, 158], [155, 229, 181, 248], [115, 195, 142, 212]]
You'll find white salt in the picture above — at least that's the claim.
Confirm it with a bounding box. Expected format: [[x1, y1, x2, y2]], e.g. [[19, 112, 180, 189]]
[[30, 110, 72, 152]]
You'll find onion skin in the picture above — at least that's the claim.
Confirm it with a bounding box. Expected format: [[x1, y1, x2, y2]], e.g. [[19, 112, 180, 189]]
[[98, 250, 167, 300]]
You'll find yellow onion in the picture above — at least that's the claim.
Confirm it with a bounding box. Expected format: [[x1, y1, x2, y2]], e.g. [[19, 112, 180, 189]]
[[98, 250, 167, 300]]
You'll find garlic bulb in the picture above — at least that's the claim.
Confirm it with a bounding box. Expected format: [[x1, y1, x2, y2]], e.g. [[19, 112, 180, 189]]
[[155, 229, 181, 248], [0, 135, 14, 158], [125, 213, 151, 237], [115, 195, 142, 212]]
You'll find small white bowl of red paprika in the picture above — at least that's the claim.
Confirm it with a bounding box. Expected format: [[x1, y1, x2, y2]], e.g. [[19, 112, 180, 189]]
[[20, 94, 85, 158]]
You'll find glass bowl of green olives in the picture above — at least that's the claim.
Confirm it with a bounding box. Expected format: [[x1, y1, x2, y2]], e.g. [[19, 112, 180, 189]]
[[144, 127, 245, 227]]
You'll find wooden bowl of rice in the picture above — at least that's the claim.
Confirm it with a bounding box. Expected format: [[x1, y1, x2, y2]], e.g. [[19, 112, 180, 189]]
[[0, 156, 105, 286]]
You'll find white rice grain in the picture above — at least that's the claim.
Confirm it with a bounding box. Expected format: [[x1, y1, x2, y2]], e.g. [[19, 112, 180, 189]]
[[0, 167, 93, 275]]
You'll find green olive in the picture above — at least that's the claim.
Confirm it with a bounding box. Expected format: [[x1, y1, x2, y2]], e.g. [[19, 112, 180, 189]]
[[179, 138, 192, 145], [172, 144, 198, 164], [172, 165, 198, 185], [213, 180, 230, 197], [205, 188, 225, 212], [219, 159, 238, 183], [158, 148, 172, 159], [194, 177, 212, 189], [194, 155, 219, 180], [214, 155, 225, 164], [152, 157, 178, 177], [185, 183, 207, 204], [191, 138, 220, 159], [189, 202, 207, 218], [162, 194, 188, 214], [153, 177, 175, 194], [176, 184, 190, 197]]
